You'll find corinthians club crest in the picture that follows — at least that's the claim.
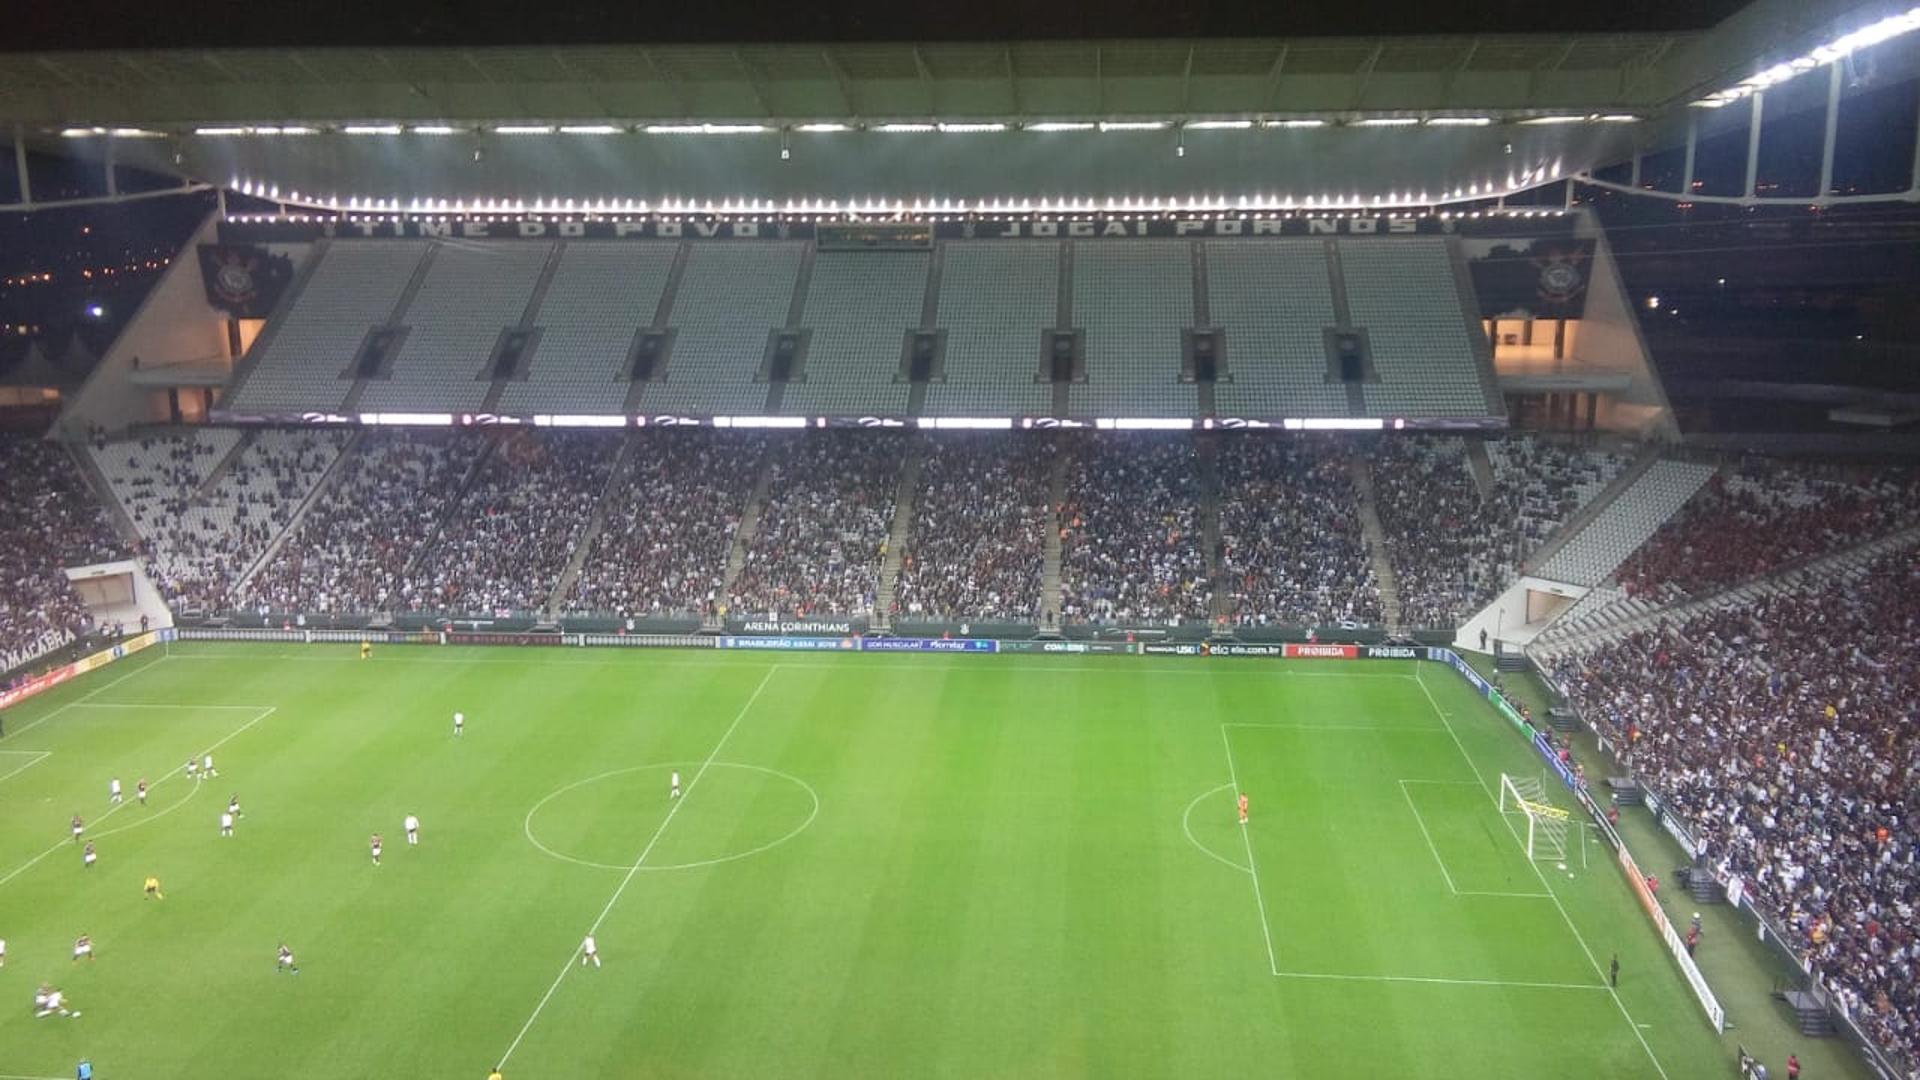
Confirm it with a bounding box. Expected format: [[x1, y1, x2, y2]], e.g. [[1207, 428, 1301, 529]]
[[213, 251, 260, 306], [197, 244, 293, 317], [1532, 245, 1588, 307]]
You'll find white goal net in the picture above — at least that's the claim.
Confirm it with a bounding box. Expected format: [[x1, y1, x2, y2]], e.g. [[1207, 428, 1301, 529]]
[[1499, 773, 1570, 863]]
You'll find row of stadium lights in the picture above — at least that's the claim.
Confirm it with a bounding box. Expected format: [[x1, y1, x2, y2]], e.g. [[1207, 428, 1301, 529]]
[[224, 179, 1572, 216], [223, 208, 1571, 225], [1691, 6, 1920, 108], [60, 115, 1638, 140]]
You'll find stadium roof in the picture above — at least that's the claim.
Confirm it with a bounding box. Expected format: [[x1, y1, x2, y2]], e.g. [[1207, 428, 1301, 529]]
[[2, 0, 1756, 51], [0, 36, 1698, 124], [0, 0, 1898, 127], [0, 0, 1909, 212]]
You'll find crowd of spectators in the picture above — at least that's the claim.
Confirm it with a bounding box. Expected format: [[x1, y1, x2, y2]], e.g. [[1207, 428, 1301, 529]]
[[1484, 436, 1632, 562], [893, 434, 1049, 621], [242, 431, 488, 614], [0, 437, 126, 671], [92, 429, 348, 612], [729, 431, 903, 618], [1216, 435, 1380, 628], [569, 430, 762, 618], [1370, 436, 1511, 628], [1546, 550, 1920, 1068], [403, 430, 619, 615], [90, 428, 234, 540], [1060, 435, 1209, 624], [1616, 457, 1920, 604]]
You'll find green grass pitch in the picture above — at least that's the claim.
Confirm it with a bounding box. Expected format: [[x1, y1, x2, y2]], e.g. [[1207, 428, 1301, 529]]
[[0, 641, 1751, 1078]]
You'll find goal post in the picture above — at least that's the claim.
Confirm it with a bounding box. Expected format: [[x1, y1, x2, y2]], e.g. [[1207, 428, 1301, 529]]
[[1500, 773, 1570, 863]]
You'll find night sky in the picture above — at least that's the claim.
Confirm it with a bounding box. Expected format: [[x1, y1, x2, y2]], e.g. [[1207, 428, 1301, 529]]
[[8, 0, 1754, 52]]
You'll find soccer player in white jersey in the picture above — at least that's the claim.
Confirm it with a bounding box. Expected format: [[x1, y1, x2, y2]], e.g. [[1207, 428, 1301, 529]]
[[220, 811, 234, 837], [185, 757, 198, 781], [404, 814, 420, 846], [108, 778, 121, 805], [453, 711, 464, 737], [370, 833, 383, 865], [35, 985, 70, 1018], [670, 771, 681, 799], [202, 754, 216, 778], [72, 935, 93, 962], [581, 935, 600, 967]]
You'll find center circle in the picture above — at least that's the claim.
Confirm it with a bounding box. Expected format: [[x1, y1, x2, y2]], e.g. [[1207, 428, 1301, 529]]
[[524, 763, 819, 872]]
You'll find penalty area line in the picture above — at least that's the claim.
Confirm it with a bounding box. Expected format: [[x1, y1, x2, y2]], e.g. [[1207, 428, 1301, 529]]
[[0, 750, 52, 786], [0, 705, 276, 891], [1270, 970, 1609, 992], [1413, 665, 1672, 1080], [1398, 780, 1459, 895], [0, 653, 173, 745]]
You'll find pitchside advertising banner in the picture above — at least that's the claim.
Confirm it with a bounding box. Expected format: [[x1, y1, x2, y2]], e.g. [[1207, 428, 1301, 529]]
[[998, 640, 1132, 655], [0, 628, 170, 710], [1618, 842, 1729, 1032], [716, 636, 861, 651], [858, 638, 997, 653]]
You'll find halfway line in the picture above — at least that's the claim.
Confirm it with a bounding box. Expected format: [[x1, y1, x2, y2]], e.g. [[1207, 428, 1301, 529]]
[[494, 665, 781, 1069], [1219, 725, 1280, 975]]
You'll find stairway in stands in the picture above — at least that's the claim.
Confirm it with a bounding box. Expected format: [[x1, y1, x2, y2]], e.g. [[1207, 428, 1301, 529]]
[[400, 434, 499, 587], [234, 428, 367, 594], [1348, 455, 1402, 634], [1195, 435, 1227, 626], [712, 448, 779, 627], [1536, 523, 1920, 656], [1463, 438, 1496, 499], [545, 432, 642, 616], [1039, 446, 1069, 631], [192, 430, 258, 502], [871, 438, 928, 632], [62, 438, 142, 550], [1554, 461, 1717, 586], [1520, 445, 1664, 576]]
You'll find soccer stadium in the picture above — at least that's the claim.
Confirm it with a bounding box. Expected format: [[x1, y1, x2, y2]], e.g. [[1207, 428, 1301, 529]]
[[2, 0, 1919, 1075]]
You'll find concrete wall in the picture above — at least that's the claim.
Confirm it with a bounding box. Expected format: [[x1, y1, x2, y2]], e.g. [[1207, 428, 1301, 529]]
[[1572, 209, 1680, 440], [1453, 576, 1587, 654], [65, 559, 174, 632]]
